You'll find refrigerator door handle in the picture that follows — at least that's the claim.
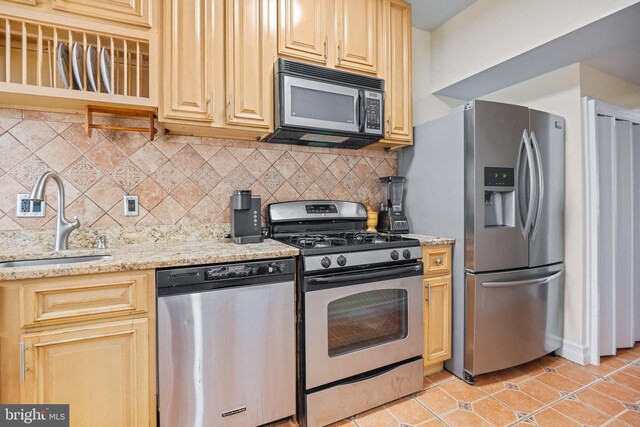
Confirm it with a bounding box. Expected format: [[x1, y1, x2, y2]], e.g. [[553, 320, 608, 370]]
[[520, 129, 537, 238], [515, 131, 527, 235], [529, 130, 545, 241], [481, 270, 562, 288]]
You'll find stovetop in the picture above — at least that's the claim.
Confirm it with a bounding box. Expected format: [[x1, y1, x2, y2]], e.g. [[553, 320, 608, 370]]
[[272, 231, 420, 256], [267, 201, 421, 268], [278, 232, 412, 248]]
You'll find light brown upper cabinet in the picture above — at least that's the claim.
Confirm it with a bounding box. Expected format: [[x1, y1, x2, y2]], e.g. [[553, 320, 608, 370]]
[[278, 0, 328, 65], [226, 0, 276, 129], [334, 0, 378, 74], [162, 0, 214, 122], [51, 0, 153, 28], [160, 0, 276, 137], [382, 0, 412, 144], [277, 0, 379, 75]]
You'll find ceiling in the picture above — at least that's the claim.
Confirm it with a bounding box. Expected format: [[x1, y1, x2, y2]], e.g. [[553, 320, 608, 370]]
[[407, 0, 477, 31], [434, 2, 640, 99]]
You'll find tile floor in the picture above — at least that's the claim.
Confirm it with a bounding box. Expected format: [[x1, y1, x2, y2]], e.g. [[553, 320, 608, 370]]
[[274, 342, 640, 427]]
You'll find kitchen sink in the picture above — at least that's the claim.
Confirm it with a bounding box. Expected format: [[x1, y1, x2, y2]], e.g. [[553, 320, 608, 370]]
[[0, 255, 111, 268]]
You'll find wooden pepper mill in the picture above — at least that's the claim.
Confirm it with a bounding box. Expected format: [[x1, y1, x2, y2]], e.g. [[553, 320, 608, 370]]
[[364, 199, 378, 233]]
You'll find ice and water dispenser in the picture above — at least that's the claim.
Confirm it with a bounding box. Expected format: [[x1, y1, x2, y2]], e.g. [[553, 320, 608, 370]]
[[484, 167, 515, 227]]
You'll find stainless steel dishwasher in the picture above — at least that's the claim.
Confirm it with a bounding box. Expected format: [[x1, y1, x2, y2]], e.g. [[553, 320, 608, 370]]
[[157, 258, 296, 427]]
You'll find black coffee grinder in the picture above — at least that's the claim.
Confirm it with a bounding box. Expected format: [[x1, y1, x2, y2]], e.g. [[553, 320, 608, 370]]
[[377, 176, 409, 234], [230, 190, 264, 244]]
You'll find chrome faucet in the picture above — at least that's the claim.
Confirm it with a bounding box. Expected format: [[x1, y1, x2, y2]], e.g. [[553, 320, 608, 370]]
[[29, 171, 80, 251]]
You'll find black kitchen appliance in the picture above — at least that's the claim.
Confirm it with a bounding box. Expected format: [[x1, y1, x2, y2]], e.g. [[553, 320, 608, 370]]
[[377, 176, 409, 233], [265, 59, 385, 149], [230, 190, 264, 244], [267, 200, 423, 427]]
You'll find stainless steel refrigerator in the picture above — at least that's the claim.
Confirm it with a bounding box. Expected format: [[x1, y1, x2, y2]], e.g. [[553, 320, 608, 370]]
[[399, 100, 565, 383]]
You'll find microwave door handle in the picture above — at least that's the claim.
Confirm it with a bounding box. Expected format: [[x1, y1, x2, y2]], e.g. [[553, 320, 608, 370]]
[[359, 90, 366, 132]]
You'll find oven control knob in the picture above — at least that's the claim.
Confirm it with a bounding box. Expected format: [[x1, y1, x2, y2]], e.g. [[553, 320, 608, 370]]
[[403, 249, 412, 259], [321, 257, 332, 268], [337, 255, 347, 266], [390, 250, 399, 260]]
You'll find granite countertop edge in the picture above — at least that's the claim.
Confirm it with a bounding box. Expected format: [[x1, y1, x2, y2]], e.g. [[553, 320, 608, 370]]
[[404, 234, 456, 246], [0, 239, 300, 282]]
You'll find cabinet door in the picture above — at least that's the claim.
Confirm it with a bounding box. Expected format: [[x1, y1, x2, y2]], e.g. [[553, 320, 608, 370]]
[[21, 319, 150, 427], [335, 0, 377, 74], [52, 0, 152, 28], [383, 0, 412, 142], [424, 275, 451, 366], [278, 0, 327, 64], [226, 0, 276, 129], [162, 0, 213, 122]]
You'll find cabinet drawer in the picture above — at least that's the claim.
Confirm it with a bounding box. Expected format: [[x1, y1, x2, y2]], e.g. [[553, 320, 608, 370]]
[[20, 270, 152, 328], [422, 245, 451, 277]]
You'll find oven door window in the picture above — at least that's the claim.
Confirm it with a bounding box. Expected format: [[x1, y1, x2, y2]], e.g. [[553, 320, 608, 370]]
[[327, 289, 408, 357]]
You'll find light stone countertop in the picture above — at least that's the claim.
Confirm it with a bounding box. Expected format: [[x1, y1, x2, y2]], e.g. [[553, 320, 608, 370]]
[[404, 233, 456, 246], [0, 223, 451, 282], [0, 238, 299, 282]]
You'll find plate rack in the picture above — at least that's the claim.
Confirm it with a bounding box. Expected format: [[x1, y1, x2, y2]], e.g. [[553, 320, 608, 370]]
[[0, 13, 151, 106]]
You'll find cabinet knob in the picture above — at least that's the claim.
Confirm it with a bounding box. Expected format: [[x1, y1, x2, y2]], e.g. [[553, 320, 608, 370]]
[[435, 257, 442, 265]]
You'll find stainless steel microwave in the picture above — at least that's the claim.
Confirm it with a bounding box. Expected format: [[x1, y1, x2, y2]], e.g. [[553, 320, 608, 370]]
[[265, 59, 385, 149]]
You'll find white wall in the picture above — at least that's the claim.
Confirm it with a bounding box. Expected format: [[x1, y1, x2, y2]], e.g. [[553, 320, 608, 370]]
[[411, 27, 465, 126], [429, 0, 637, 92], [580, 64, 640, 111]]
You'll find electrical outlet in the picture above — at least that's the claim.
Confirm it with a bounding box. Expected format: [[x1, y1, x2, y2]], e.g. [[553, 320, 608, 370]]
[[16, 194, 46, 217], [124, 195, 139, 217]]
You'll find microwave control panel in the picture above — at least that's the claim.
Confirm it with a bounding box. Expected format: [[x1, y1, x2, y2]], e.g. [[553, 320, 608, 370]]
[[364, 91, 383, 135]]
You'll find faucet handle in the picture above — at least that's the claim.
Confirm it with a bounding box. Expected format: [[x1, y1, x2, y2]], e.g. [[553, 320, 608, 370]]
[[96, 236, 107, 249], [72, 216, 80, 229]]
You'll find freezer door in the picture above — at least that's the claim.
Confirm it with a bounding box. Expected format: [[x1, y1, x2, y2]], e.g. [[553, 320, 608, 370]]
[[529, 110, 565, 267], [466, 101, 530, 272], [464, 264, 564, 377]]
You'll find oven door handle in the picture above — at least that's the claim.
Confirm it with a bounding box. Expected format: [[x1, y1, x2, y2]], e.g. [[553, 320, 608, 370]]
[[306, 264, 423, 287]]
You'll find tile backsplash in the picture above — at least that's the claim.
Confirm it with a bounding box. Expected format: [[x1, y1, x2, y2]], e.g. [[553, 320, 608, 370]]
[[0, 108, 397, 231]]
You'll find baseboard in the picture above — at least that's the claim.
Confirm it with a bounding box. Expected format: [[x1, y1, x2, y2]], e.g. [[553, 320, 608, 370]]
[[557, 338, 590, 365]]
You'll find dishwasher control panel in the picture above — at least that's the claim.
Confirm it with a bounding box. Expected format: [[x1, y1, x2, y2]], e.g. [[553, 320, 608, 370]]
[[157, 258, 295, 296], [205, 261, 290, 281]]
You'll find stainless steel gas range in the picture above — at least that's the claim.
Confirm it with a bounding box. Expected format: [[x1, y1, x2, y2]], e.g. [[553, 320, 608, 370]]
[[268, 201, 424, 427]]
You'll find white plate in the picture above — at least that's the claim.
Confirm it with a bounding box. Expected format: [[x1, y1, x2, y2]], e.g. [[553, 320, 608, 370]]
[[86, 45, 98, 92], [57, 43, 70, 89], [100, 47, 113, 94], [71, 43, 84, 91]]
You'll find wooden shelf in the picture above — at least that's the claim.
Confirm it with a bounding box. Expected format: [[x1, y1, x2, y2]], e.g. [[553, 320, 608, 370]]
[[0, 13, 152, 107]]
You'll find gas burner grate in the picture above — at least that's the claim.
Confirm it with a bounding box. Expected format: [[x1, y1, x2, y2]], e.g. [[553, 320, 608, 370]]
[[294, 235, 349, 248], [338, 232, 393, 244]]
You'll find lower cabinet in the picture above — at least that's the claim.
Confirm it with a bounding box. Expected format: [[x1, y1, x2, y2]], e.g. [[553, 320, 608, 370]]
[[0, 270, 156, 427], [422, 245, 452, 375], [21, 319, 151, 427]]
